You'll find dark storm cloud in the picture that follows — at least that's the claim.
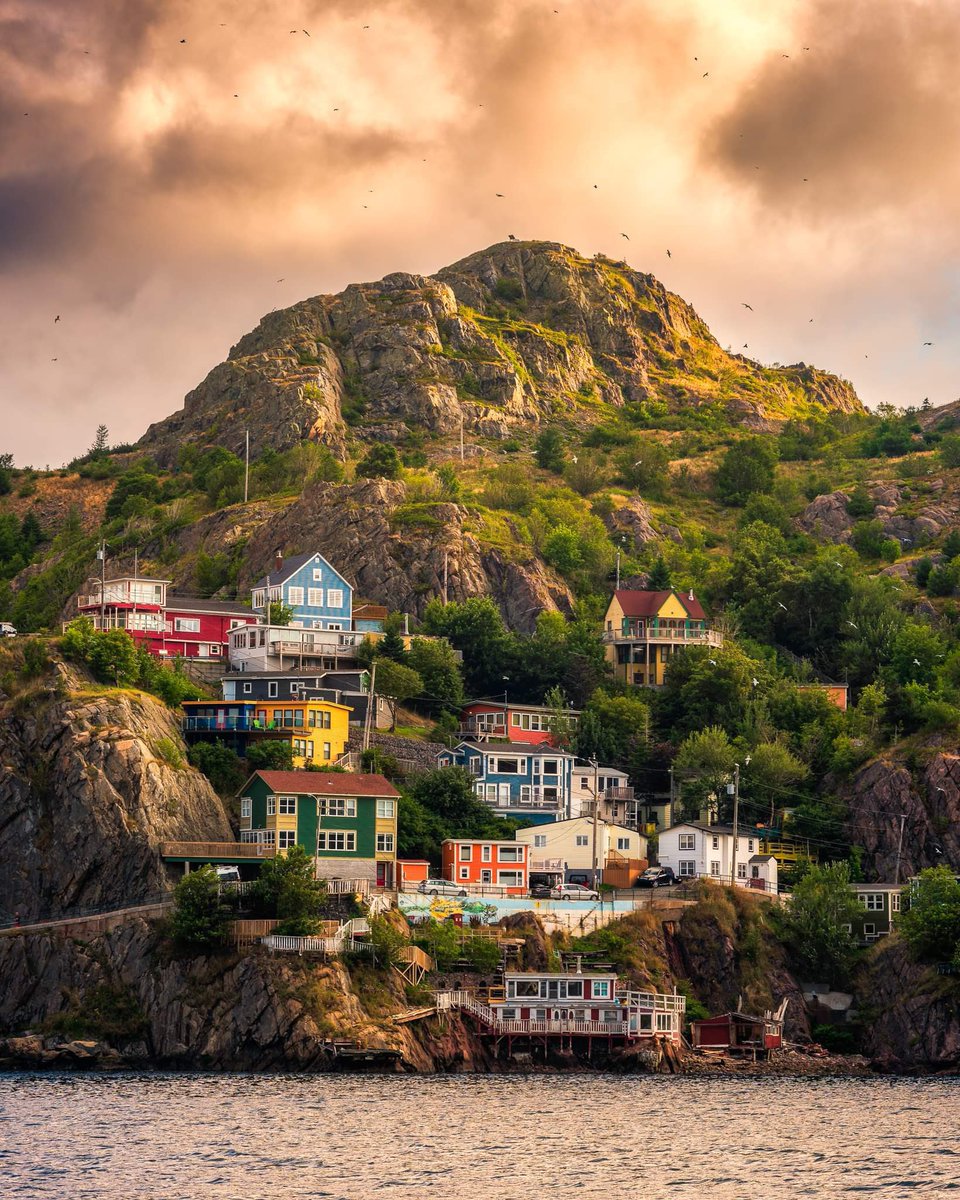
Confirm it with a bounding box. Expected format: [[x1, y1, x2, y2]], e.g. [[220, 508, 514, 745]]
[[704, 0, 960, 218]]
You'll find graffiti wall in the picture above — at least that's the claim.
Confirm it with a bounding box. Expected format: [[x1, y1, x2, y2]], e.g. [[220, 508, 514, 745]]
[[397, 893, 649, 935]]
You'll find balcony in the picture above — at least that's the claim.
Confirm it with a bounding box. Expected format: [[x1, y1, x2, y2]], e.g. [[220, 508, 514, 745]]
[[160, 840, 277, 860], [78, 614, 172, 634], [602, 625, 723, 648], [181, 715, 297, 733]]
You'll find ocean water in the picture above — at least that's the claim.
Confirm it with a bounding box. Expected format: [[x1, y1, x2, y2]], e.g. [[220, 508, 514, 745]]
[[0, 1072, 957, 1198]]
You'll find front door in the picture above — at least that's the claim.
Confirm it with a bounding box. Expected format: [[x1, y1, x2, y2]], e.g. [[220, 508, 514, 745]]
[[376, 862, 387, 887], [480, 869, 492, 884], [498, 783, 511, 807]]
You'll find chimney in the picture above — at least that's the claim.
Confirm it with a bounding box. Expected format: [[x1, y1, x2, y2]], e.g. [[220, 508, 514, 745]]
[[274, 548, 283, 575], [688, 588, 695, 601]]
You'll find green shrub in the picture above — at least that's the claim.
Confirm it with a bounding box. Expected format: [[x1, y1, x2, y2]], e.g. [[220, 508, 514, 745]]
[[170, 865, 229, 950], [154, 737, 185, 769], [188, 741, 247, 795], [356, 443, 401, 480]]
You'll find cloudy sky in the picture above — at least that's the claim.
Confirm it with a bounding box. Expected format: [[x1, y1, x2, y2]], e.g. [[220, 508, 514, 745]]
[[2, 0, 958, 465]]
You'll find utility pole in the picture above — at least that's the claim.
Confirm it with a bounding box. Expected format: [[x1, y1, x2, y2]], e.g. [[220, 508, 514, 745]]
[[243, 429, 250, 503], [98, 540, 106, 632], [362, 658, 378, 754], [729, 762, 740, 889], [615, 546, 621, 590], [590, 757, 600, 890], [442, 550, 449, 605], [459, 411, 465, 463], [668, 766, 675, 829], [893, 814, 906, 885]]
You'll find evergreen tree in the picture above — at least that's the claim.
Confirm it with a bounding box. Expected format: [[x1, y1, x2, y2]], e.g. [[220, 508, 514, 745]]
[[534, 427, 566, 473], [647, 556, 671, 590]]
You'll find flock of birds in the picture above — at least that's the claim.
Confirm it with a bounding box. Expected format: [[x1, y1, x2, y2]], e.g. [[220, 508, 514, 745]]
[[34, 15, 942, 387]]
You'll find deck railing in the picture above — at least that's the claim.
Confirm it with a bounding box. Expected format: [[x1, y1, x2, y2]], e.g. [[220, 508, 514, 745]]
[[261, 916, 372, 957], [436, 987, 685, 1035], [602, 627, 723, 647], [161, 840, 278, 860]]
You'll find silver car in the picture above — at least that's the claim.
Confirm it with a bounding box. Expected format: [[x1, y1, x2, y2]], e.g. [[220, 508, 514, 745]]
[[418, 878, 468, 897], [550, 883, 600, 901]]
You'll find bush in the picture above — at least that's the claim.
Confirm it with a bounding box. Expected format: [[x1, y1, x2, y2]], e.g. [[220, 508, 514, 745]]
[[940, 434, 960, 468], [356, 443, 401, 480], [255, 845, 326, 933], [897, 866, 960, 963], [246, 740, 294, 770], [534, 427, 566, 473], [154, 737, 186, 769], [20, 638, 50, 678], [170, 865, 229, 950], [188, 741, 246, 795], [715, 438, 778, 505], [543, 524, 583, 574]]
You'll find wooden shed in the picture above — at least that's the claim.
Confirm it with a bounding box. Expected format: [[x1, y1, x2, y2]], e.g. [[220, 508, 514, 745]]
[[690, 1002, 787, 1057]]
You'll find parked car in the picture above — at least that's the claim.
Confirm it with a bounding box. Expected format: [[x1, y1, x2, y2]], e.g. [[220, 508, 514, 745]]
[[550, 883, 600, 901], [418, 878, 468, 897], [529, 884, 554, 899], [637, 866, 676, 888], [215, 865, 241, 884], [0, 623, 16, 638]]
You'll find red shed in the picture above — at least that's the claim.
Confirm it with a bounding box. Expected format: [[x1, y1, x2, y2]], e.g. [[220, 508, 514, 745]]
[[690, 1006, 785, 1057]]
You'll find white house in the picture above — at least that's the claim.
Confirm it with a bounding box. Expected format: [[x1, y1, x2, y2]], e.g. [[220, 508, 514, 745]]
[[656, 822, 778, 894], [515, 818, 648, 884], [569, 764, 637, 826]]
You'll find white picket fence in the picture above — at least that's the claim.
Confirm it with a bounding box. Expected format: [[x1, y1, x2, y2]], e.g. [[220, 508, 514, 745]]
[[262, 917, 371, 957]]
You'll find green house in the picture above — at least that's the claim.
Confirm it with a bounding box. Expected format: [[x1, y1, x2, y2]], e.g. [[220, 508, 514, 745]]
[[239, 769, 400, 888], [848, 883, 902, 944]]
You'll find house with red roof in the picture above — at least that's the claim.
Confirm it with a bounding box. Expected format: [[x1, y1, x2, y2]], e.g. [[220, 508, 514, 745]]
[[602, 588, 722, 687]]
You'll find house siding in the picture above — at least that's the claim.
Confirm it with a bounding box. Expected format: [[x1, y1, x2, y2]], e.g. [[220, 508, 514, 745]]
[[253, 554, 353, 630]]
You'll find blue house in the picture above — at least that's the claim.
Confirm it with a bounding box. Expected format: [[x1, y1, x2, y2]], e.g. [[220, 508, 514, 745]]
[[436, 741, 575, 824], [252, 551, 355, 631]]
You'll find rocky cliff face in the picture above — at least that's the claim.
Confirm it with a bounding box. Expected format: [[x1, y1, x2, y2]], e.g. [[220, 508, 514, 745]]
[[139, 241, 863, 464], [0, 662, 232, 922], [859, 938, 960, 1071], [166, 478, 574, 630], [841, 750, 960, 880], [798, 480, 958, 547]]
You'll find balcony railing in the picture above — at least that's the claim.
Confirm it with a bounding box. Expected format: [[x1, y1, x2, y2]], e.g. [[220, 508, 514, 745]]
[[181, 716, 296, 733], [602, 627, 723, 647], [77, 614, 172, 634], [160, 840, 277, 859]]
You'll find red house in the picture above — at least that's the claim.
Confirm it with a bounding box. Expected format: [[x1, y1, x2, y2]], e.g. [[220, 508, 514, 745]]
[[459, 701, 579, 746], [75, 576, 258, 659], [441, 838, 529, 894]]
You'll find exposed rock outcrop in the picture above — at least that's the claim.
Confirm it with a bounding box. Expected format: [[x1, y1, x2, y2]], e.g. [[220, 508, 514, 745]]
[[841, 751, 960, 879], [139, 241, 864, 465], [859, 938, 960, 1071], [161, 478, 574, 630], [797, 481, 958, 548], [0, 663, 231, 922]]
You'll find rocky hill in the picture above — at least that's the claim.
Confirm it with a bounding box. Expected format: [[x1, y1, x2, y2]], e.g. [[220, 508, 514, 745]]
[[139, 240, 863, 464]]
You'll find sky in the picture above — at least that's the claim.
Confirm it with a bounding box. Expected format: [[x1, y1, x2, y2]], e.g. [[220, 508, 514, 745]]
[[2, 0, 959, 466]]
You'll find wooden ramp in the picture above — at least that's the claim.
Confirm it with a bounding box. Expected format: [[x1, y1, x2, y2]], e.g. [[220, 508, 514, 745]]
[[392, 1005, 439, 1025], [394, 944, 434, 986]]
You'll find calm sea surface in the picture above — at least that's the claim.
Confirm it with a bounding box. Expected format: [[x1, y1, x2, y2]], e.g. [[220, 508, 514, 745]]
[[0, 1072, 958, 1199]]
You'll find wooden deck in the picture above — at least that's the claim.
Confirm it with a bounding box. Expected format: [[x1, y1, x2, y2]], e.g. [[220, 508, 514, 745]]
[[161, 840, 278, 861]]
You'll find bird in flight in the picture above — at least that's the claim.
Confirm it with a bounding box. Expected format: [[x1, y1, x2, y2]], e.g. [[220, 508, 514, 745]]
[[51, 357, 58, 362], [923, 341, 934, 346], [742, 343, 748, 348], [702, 71, 709, 77], [179, 38, 186, 44], [302, 29, 310, 36], [495, 193, 504, 197], [54, 315, 60, 323], [742, 302, 753, 310], [277, 278, 285, 283], [593, 184, 598, 189], [666, 249, 671, 258], [621, 233, 629, 240]]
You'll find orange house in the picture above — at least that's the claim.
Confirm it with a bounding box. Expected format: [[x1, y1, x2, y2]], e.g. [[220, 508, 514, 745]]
[[397, 860, 431, 890], [441, 838, 529, 894]]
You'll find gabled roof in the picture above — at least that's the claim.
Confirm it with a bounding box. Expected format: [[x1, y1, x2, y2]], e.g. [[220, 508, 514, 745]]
[[254, 552, 353, 591], [441, 740, 576, 757], [244, 770, 399, 798], [165, 595, 256, 617], [515, 817, 640, 836], [612, 588, 707, 621]]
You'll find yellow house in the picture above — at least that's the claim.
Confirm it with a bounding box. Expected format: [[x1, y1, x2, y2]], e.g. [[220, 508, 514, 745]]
[[601, 588, 722, 687], [181, 697, 351, 768]]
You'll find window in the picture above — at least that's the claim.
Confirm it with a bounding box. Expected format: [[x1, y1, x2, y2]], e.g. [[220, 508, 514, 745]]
[[229, 619, 246, 630], [566, 981, 583, 998], [678, 860, 696, 878], [268, 682, 278, 698], [534, 835, 547, 848], [317, 831, 356, 852], [655, 1012, 674, 1032], [638, 1013, 653, 1032], [678, 833, 695, 851], [575, 835, 589, 847], [892, 893, 901, 912], [318, 798, 356, 817], [711, 836, 719, 850], [323, 742, 331, 759], [863, 922, 876, 936], [253, 590, 265, 609], [209, 644, 221, 655], [278, 796, 297, 815], [710, 861, 720, 877], [861, 893, 885, 911], [376, 798, 395, 819], [592, 980, 610, 998], [482, 844, 492, 861], [287, 586, 304, 606], [498, 847, 522, 862], [327, 588, 344, 608], [501, 1009, 517, 1021], [307, 588, 324, 607], [267, 796, 276, 816], [737, 863, 748, 880], [616, 837, 630, 851], [460, 866, 470, 879], [513, 980, 540, 998], [312, 568, 323, 581], [747, 839, 755, 853], [460, 844, 473, 861], [468, 758, 482, 776], [174, 617, 200, 632], [240, 797, 251, 818], [243, 682, 252, 695], [541, 760, 558, 775], [511, 713, 520, 726], [497, 870, 524, 887], [495, 758, 522, 774], [377, 833, 394, 853], [277, 830, 296, 850]]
